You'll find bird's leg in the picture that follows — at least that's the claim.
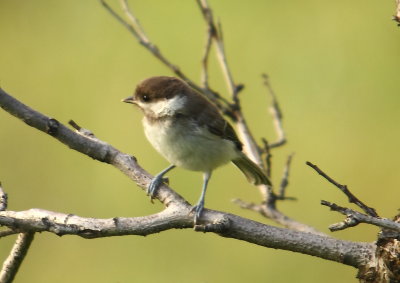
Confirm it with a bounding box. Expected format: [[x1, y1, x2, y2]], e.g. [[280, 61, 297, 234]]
[[147, 164, 176, 199], [191, 171, 211, 224]]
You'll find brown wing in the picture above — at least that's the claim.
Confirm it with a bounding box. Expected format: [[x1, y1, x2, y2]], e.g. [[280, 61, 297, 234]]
[[186, 89, 243, 151], [206, 117, 243, 151]]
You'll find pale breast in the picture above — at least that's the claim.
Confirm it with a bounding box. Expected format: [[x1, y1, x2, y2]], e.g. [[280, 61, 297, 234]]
[[143, 117, 238, 172]]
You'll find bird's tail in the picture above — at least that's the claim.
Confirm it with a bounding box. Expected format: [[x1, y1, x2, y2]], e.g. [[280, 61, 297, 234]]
[[232, 153, 271, 186]]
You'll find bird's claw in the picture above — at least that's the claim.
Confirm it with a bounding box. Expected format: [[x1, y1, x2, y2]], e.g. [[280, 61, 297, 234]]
[[190, 201, 205, 224], [147, 175, 168, 199]]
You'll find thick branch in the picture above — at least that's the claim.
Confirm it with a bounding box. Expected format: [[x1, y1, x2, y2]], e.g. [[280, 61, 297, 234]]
[[0, 208, 374, 268]]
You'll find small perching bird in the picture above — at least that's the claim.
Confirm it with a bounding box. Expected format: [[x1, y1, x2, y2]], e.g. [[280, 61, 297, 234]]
[[123, 76, 270, 223]]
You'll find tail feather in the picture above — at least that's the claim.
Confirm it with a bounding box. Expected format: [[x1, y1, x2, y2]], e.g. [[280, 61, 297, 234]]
[[232, 153, 271, 185]]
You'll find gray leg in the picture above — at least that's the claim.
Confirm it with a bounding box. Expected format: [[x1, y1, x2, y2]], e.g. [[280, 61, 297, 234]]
[[148, 164, 176, 198], [191, 171, 211, 224]]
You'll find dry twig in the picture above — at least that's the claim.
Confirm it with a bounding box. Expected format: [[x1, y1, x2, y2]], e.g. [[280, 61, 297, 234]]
[[321, 201, 400, 232], [262, 73, 286, 148], [0, 232, 35, 283], [306, 161, 378, 217], [277, 153, 296, 201]]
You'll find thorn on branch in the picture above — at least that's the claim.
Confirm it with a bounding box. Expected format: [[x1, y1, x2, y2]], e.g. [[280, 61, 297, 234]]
[[69, 120, 95, 138], [306, 161, 379, 217]]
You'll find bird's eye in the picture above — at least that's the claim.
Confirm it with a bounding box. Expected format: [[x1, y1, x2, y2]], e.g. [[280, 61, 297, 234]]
[[142, 95, 150, 102]]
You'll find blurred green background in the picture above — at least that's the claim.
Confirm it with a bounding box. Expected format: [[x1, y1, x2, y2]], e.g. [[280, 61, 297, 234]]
[[0, 0, 399, 282]]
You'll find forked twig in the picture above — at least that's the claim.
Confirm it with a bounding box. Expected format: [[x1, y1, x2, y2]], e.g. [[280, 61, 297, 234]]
[[321, 200, 400, 232], [196, 0, 240, 103], [306, 161, 378, 217]]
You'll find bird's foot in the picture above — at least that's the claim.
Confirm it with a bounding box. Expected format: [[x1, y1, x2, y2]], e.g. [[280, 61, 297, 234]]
[[190, 200, 205, 224], [147, 176, 168, 199]]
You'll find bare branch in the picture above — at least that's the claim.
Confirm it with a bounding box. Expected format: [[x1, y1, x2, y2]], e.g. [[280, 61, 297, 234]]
[[119, 0, 150, 44], [233, 199, 324, 235], [306, 161, 379, 217], [262, 73, 286, 148], [0, 232, 35, 283], [321, 201, 400, 232], [0, 208, 374, 268]]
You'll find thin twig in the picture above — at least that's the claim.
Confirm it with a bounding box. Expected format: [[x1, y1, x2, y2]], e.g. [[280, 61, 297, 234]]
[[262, 74, 286, 148], [261, 138, 272, 178], [0, 183, 7, 211], [120, 0, 150, 44], [278, 153, 296, 200], [200, 16, 214, 90], [233, 199, 325, 235], [0, 229, 20, 238], [321, 200, 400, 232], [0, 232, 35, 283], [306, 161, 379, 217], [197, 0, 240, 103]]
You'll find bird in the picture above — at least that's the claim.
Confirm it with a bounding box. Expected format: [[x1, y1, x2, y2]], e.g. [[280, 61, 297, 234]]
[[123, 76, 271, 223]]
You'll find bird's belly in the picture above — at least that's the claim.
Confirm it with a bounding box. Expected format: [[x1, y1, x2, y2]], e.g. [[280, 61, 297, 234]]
[[143, 119, 238, 172]]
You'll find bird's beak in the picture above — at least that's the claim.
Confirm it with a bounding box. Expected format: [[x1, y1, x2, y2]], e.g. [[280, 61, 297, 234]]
[[122, 96, 136, 104]]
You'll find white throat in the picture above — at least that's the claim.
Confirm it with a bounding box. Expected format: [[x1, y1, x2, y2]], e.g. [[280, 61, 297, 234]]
[[140, 95, 187, 117]]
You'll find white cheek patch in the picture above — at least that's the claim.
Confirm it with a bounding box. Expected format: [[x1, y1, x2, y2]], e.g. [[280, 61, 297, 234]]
[[141, 95, 187, 116]]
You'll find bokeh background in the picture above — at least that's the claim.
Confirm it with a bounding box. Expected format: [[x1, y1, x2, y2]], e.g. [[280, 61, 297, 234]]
[[0, 0, 399, 282]]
